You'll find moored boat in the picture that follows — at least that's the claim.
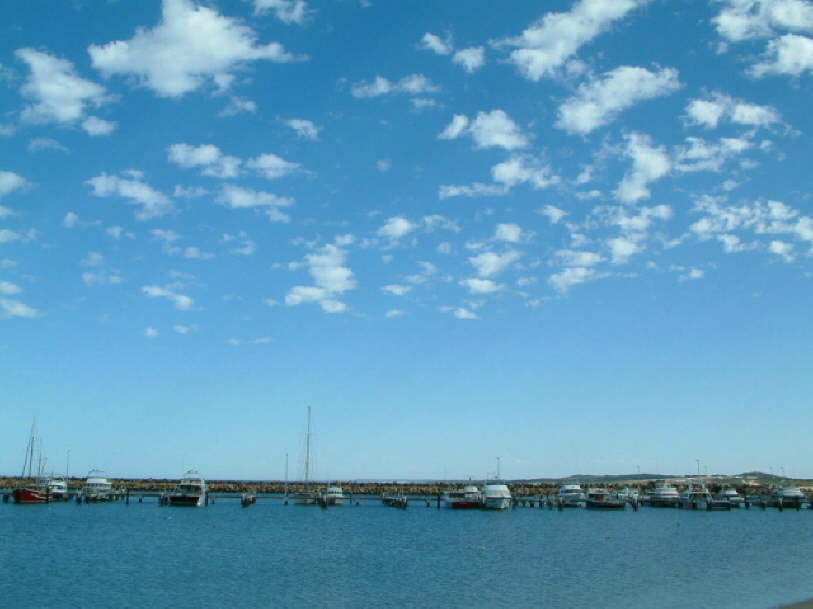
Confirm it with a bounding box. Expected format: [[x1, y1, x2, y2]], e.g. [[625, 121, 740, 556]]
[[167, 470, 208, 507], [48, 478, 70, 501], [444, 484, 483, 509], [717, 486, 744, 507], [482, 483, 512, 510], [771, 486, 806, 509], [679, 481, 730, 510], [320, 485, 345, 506], [12, 419, 51, 504], [648, 480, 680, 508], [80, 470, 115, 502], [585, 488, 626, 510], [555, 484, 585, 507]]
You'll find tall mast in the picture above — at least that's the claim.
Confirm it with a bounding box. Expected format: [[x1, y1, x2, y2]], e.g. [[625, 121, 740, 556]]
[[284, 452, 289, 498], [304, 406, 311, 488]]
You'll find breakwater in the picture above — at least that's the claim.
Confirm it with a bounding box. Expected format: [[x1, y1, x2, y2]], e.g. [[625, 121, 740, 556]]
[[1, 476, 803, 497]]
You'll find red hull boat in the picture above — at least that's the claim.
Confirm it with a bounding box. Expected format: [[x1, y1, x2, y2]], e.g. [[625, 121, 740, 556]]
[[13, 486, 50, 504]]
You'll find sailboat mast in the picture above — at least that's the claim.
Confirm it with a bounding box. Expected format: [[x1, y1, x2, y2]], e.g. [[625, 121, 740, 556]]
[[304, 406, 311, 488], [284, 452, 289, 498]]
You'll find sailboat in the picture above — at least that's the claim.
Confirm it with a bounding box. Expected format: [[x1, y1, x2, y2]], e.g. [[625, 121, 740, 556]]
[[294, 406, 318, 505], [12, 419, 51, 504]]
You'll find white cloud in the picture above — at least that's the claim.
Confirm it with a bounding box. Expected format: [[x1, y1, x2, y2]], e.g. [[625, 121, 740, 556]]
[[89, 0, 302, 98], [556, 66, 680, 135], [491, 156, 559, 189], [216, 184, 292, 222], [438, 183, 508, 199], [86, 172, 172, 220], [0, 205, 14, 219], [145, 327, 159, 338], [679, 268, 705, 281], [494, 223, 523, 243], [555, 249, 603, 267], [0, 281, 22, 295], [385, 309, 404, 318], [221, 231, 256, 255], [284, 118, 319, 140], [382, 284, 411, 296], [252, 0, 309, 24], [615, 132, 671, 203], [285, 244, 355, 313], [453, 47, 486, 73], [351, 74, 439, 98], [460, 278, 503, 294], [438, 114, 469, 140], [63, 212, 78, 228], [607, 236, 643, 264], [549, 266, 599, 292], [538, 205, 568, 224], [499, 0, 649, 81], [16, 48, 112, 126], [1, 298, 42, 318], [0, 170, 27, 198], [673, 137, 752, 173], [441, 306, 478, 320], [419, 32, 453, 55], [713, 0, 813, 43], [82, 116, 117, 136], [377, 216, 417, 240], [220, 95, 257, 116], [684, 92, 782, 128], [142, 284, 194, 310], [81, 251, 105, 267], [690, 197, 813, 261], [246, 153, 301, 179], [469, 250, 521, 277], [376, 159, 391, 172], [439, 109, 528, 150], [168, 143, 241, 178], [750, 33, 813, 76], [28, 138, 68, 153], [82, 271, 123, 285]]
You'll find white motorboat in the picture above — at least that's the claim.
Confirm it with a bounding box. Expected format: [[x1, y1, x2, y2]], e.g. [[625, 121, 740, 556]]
[[555, 484, 585, 507], [649, 480, 680, 508], [772, 486, 806, 508], [717, 486, 744, 507], [167, 470, 207, 507], [48, 478, 69, 501], [482, 483, 512, 510], [321, 485, 345, 506], [444, 484, 483, 509], [680, 482, 730, 510], [80, 470, 115, 502]]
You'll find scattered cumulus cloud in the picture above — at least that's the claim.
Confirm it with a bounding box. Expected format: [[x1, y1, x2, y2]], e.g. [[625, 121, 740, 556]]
[[89, 0, 303, 98], [439, 110, 528, 150], [16, 48, 113, 128], [86, 172, 172, 220], [498, 0, 649, 81], [556, 66, 681, 135], [351, 74, 439, 98], [252, 0, 309, 24]]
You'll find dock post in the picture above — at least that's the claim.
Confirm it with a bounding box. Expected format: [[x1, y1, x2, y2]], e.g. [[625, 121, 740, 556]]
[[125, 489, 129, 505], [436, 493, 441, 509], [138, 495, 143, 503]]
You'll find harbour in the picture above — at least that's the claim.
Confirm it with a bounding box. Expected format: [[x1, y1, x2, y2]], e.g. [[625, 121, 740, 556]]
[[3, 492, 813, 609]]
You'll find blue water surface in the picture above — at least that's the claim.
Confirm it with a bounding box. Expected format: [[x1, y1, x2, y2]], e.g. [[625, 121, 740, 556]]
[[2, 499, 812, 609]]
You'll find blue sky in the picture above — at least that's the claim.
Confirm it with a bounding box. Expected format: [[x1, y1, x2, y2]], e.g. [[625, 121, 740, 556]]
[[1, 0, 812, 481]]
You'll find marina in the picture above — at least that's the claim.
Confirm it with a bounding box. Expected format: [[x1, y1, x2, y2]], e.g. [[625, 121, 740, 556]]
[[3, 492, 813, 609]]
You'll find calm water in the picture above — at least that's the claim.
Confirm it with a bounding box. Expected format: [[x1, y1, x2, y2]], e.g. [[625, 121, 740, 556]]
[[2, 499, 813, 609]]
